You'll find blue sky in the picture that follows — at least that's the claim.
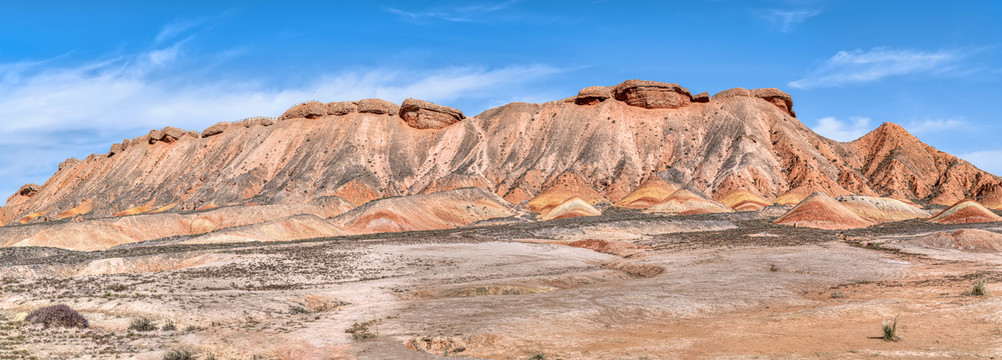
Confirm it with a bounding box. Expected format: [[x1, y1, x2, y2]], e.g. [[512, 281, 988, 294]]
[[1, 1, 1000, 198]]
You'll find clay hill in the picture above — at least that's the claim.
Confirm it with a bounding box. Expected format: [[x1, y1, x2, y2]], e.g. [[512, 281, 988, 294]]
[[2, 79, 1001, 248]]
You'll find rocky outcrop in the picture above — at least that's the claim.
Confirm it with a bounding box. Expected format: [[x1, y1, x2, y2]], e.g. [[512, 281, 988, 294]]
[[691, 92, 710, 103], [202, 123, 227, 138], [612, 80, 692, 109], [399, 98, 465, 129], [3, 79, 998, 229], [752, 88, 795, 117], [16, 184, 40, 198], [326, 101, 357, 116], [280, 101, 326, 120], [357, 98, 399, 115], [574, 86, 613, 105], [108, 143, 124, 157]]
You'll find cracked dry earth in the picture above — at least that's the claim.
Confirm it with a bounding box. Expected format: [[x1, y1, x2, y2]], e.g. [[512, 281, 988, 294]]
[[3, 213, 1002, 359]]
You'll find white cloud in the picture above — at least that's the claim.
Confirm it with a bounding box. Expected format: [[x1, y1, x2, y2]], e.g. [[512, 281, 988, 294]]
[[812, 116, 872, 142], [758, 9, 820, 32], [155, 19, 204, 44], [960, 150, 1002, 176], [904, 118, 966, 134], [790, 47, 969, 89], [0, 37, 564, 198], [386, 0, 520, 23]]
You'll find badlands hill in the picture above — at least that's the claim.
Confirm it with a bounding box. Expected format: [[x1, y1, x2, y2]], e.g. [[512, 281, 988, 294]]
[[2, 79, 1000, 240]]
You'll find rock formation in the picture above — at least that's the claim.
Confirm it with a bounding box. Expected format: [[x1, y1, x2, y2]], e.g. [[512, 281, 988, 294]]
[[2, 79, 998, 235], [539, 197, 602, 221], [911, 229, 1002, 252], [927, 200, 1002, 224], [835, 195, 931, 223], [334, 188, 521, 234], [399, 98, 465, 129], [718, 190, 771, 211], [613, 80, 692, 109], [646, 189, 734, 215], [774, 192, 874, 230], [614, 175, 681, 209]]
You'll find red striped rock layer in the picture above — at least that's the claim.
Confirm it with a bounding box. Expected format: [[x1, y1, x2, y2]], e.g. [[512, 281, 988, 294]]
[[3, 80, 999, 226]]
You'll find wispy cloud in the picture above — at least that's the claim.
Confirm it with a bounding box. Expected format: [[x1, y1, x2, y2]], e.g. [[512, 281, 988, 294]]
[[386, 0, 520, 23], [960, 150, 1002, 176], [904, 118, 966, 134], [790, 47, 972, 89], [757, 9, 820, 32], [812, 116, 872, 142], [0, 33, 565, 198], [154, 18, 205, 44]]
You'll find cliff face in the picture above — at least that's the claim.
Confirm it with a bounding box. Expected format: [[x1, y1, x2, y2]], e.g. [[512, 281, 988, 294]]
[[3, 80, 999, 226]]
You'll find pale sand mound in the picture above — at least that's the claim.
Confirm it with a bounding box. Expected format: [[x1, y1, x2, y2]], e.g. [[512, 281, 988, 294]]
[[836, 195, 931, 223], [774, 192, 875, 230], [718, 190, 771, 211], [74, 253, 238, 276], [182, 214, 348, 245], [528, 171, 610, 214], [539, 197, 602, 221], [911, 229, 1002, 253], [2, 202, 354, 251], [928, 200, 1002, 224], [645, 189, 734, 215], [334, 188, 521, 234], [613, 175, 680, 209]]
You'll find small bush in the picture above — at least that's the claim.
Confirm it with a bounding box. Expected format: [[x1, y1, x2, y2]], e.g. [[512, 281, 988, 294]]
[[289, 305, 310, 314], [882, 316, 899, 342], [162, 320, 176, 331], [345, 320, 379, 340], [163, 349, 196, 360], [971, 278, 990, 296], [24, 304, 88, 328], [527, 352, 546, 360], [129, 317, 157, 332]]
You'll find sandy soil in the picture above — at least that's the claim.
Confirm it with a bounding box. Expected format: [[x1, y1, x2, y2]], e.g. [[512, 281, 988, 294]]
[[3, 213, 1002, 359]]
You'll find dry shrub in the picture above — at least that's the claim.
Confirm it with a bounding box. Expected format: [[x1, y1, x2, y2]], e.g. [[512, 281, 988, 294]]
[[24, 304, 88, 328]]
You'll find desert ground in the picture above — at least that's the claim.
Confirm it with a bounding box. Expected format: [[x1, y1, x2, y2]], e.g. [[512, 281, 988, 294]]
[[4, 209, 1002, 359]]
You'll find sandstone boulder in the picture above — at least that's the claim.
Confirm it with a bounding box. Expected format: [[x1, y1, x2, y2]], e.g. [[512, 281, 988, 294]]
[[202, 122, 227, 138], [326, 101, 358, 116], [612, 80, 692, 109], [357, 98, 399, 115], [752, 88, 795, 117], [108, 143, 124, 157], [574, 86, 613, 105], [691, 92, 710, 103], [58, 158, 79, 171], [279, 101, 326, 120], [399, 98, 465, 129], [240, 117, 275, 128], [711, 87, 752, 101], [161, 126, 186, 141], [147, 129, 162, 144], [17, 184, 41, 197]]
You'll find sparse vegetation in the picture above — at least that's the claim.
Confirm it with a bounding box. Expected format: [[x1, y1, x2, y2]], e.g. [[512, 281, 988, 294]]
[[881, 316, 899, 342], [768, 264, 779, 272], [161, 320, 176, 331], [830, 292, 845, 299], [345, 319, 379, 340], [129, 317, 157, 332], [289, 304, 310, 314], [24, 304, 88, 329], [970, 278, 990, 296], [163, 349, 196, 360], [527, 352, 547, 360]]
